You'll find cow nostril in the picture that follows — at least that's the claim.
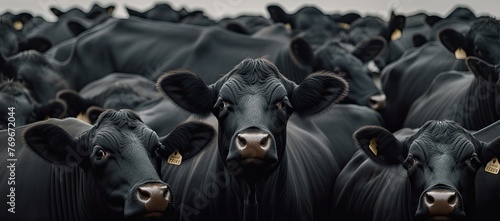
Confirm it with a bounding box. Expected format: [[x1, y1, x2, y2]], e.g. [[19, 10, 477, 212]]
[[260, 134, 270, 148], [425, 193, 435, 204], [448, 192, 457, 205], [138, 187, 151, 202], [237, 134, 247, 148]]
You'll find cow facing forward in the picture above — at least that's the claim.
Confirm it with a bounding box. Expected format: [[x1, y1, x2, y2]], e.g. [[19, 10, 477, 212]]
[[157, 58, 348, 221], [333, 120, 500, 221]]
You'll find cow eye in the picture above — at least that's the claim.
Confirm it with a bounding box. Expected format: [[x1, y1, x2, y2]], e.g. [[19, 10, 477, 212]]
[[403, 155, 418, 169], [466, 153, 481, 169], [94, 146, 108, 160], [216, 100, 229, 112]]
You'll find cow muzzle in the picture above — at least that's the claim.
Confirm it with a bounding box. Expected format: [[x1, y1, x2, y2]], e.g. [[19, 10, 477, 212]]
[[227, 128, 278, 170], [136, 183, 172, 218], [416, 187, 466, 221], [369, 94, 386, 110]]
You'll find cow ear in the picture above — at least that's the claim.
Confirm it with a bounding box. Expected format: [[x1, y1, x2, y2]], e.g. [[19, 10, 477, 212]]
[[18, 37, 52, 53], [86, 106, 106, 124], [439, 29, 468, 59], [126, 7, 143, 18], [290, 37, 313, 66], [56, 89, 94, 118], [334, 12, 361, 26], [353, 126, 406, 165], [425, 15, 443, 27], [412, 34, 428, 48], [226, 22, 249, 34], [158, 121, 215, 161], [33, 99, 67, 120], [68, 21, 87, 36], [388, 12, 405, 41], [106, 6, 115, 16], [479, 136, 500, 167], [156, 70, 217, 117], [24, 124, 84, 166], [50, 7, 64, 17], [291, 72, 348, 117], [352, 36, 387, 63], [466, 57, 498, 82], [267, 5, 293, 27]]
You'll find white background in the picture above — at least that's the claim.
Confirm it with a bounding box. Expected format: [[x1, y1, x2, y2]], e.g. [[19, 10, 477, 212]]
[[1, 0, 497, 22]]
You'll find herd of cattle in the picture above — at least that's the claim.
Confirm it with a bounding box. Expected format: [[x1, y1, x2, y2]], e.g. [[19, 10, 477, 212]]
[[1, 2, 500, 221]]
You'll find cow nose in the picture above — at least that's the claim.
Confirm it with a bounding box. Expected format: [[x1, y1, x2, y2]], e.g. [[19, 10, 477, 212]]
[[236, 132, 271, 159], [369, 94, 386, 110], [136, 183, 171, 217], [424, 190, 458, 216]]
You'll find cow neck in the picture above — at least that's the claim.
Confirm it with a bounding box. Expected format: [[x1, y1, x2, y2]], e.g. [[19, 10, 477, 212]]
[[49, 166, 100, 221], [274, 45, 311, 84], [459, 78, 500, 130]]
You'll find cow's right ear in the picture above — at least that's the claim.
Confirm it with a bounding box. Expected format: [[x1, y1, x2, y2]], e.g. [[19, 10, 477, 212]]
[[158, 121, 215, 161], [439, 29, 468, 59], [267, 5, 293, 27], [479, 136, 500, 167], [353, 126, 406, 165], [50, 7, 64, 17], [24, 124, 84, 167], [157, 70, 217, 117]]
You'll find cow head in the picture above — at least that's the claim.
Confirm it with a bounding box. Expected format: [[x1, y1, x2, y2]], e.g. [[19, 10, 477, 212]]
[[0, 19, 51, 56], [312, 38, 386, 109], [0, 81, 66, 129], [354, 120, 496, 220], [24, 109, 215, 219], [440, 17, 500, 63], [157, 58, 348, 182], [0, 51, 67, 103], [342, 12, 406, 69]]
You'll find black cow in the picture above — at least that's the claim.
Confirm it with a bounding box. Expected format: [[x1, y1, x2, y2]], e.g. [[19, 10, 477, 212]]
[[404, 57, 500, 130], [0, 51, 69, 103], [342, 11, 406, 71], [0, 109, 215, 220], [0, 18, 51, 56], [0, 81, 66, 129], [56, 73, 190, 137], [45, 17, 313, 90], [333, 120, 498, 221], [157, 58, 348, 220], [126, 3, 206, 24]]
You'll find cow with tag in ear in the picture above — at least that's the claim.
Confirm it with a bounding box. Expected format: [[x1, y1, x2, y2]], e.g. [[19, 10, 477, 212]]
[[334, 120, 493, 221], [0, 109, 215, 220]]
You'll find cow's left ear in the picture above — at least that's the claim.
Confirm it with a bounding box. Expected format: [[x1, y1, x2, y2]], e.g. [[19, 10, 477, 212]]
[[158, 121, 215, 161], [291, 72, 348, 117], [267, 5, 293, 27], [126, 7, 144, 18], [439, 29, 469, 59], [353, 126, 406, 165], [352, 36, 387, 63], [157, 70, 217, 117], [466, 56, 498, 82], [479, 136, 500, 167], [24, 124, 85, 167], [387, 11, 405, 41], [50, 7, 65, 17]]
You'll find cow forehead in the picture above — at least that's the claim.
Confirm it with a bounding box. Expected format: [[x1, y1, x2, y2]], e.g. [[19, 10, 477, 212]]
[[220, 76, 287, 103], [408, 121, 478, 158], [469, 17, 500, 38]]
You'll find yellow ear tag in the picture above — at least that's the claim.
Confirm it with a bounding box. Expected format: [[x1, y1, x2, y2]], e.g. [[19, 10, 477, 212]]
[[76, 112, 90, 123], [369, 138, 378, 156], [455, 48, 467, 60], [338, 22, 350, 30], [485, 157, 500, 175], [167, 150, 183, 166], [284, 23, 292, 30], [107, 7, 115, 15], [13, 21, 23, 30], [391, 29, 402, 41]]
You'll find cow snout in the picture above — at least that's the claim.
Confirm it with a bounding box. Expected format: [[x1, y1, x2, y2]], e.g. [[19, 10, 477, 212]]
[[423, 189, 459, 218], [236, 132, 271, 159], [136, 183, 172, 217], [369, 94, 386, 110]]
